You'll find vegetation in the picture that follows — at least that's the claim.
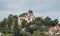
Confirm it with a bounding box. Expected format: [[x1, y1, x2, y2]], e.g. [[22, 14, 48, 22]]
[[0, 13, 59, 36]]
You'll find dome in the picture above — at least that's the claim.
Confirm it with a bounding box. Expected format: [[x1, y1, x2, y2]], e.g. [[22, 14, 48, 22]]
[[28, 10, 33, 13]]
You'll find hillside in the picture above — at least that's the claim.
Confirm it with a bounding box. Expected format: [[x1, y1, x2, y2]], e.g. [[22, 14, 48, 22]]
[[0, 11, 59, 36]]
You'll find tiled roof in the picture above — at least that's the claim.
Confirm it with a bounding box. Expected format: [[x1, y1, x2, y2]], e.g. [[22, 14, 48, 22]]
[[49, 25, 60, 32]]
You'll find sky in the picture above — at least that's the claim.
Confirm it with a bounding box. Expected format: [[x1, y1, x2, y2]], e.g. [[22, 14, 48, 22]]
[[0, 0, 60, 23]]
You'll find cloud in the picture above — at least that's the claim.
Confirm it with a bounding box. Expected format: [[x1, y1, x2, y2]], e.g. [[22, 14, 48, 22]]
[[0, 0, 60, 22]]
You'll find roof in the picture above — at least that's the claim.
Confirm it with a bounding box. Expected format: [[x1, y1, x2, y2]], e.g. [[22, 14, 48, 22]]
[[28, 10, 33, 13], [49, 25, 60, 32]]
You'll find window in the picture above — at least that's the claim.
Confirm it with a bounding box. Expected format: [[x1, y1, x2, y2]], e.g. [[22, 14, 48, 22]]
[[28, 18, 30, 21], [20, 19, 23, 21]]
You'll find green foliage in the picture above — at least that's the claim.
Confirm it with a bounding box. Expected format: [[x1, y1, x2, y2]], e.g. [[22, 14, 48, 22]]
[[13, 24, 20, 36], [44, 16, 58, 26], [21, 20, 27, 28], [0, 13, 59, 36], [20, 31, 31, 36], [32, 30, 46, 36], [19, 13, 27, 17]]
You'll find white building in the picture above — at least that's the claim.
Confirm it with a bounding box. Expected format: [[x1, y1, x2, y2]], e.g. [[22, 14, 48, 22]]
[[18, 10, 35, 26]]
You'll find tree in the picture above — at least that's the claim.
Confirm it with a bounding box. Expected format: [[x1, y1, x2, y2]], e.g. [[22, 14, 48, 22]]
[[53, 19, 58, 25], [20, 31, 31, 36], [21, 20, 27, 28], [8, 14, 14, 28], [13, 14, 20, 36], [14, 24, 20, 36], [32, 29, 46, 36], [43, 16, 51, 26], [32, 17, 43, 26], [1, 18, 8, 34], [19, 13, 27, 17]]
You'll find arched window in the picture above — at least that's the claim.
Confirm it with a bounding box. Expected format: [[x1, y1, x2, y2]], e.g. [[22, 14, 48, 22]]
[[28, 18, 30, 21], [20, 19, 23, 21]]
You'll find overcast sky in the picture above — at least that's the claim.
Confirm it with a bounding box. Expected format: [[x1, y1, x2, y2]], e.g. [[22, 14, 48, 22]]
[[0, 0, 60, 23]]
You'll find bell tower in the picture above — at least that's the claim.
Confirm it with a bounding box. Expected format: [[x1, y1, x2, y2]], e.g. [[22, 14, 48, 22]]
[[25, 10, 35, 22], [28, 10, 33, 16]]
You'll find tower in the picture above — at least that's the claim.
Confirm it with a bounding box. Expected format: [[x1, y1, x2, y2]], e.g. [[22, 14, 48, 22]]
[[26, 10, 35, 22], [28, 10, 33, 16]]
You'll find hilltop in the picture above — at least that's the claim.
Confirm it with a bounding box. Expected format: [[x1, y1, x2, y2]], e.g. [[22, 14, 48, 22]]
[[0, 10, 59, 36]]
